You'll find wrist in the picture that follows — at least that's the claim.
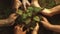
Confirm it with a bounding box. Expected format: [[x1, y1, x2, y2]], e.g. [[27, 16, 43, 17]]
[[45, 23, 52, 29], [42, 8, 51, 14]]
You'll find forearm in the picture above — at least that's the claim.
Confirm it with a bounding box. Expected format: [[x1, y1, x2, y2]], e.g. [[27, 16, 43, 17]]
[[0, 13, 18, 27], [41, 5, 60, 16], [41, 9, 54, 16], [0, 19, 15, 26], [0, 19, 8, 26], [50, 5, 60, 15], [42, 22, 60, 32], [49, 25, 60, 32], [41, 17, 60, 32]]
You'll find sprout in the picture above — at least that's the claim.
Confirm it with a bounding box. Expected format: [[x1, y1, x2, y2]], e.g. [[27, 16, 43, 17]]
[[33, 16, 40, 22], [17, 6, 42, 30], [28, 7, 33, 12], [17, 10, 23, 15], [22, 13, 28, 19], [24, 18, 31, 24], [33, 7, 40, 13], [27, 13, 32, 17]]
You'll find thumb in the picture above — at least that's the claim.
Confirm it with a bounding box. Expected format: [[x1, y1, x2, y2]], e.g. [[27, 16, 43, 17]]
[[34, 23, 39, 31], [41, 21, 45, 24]]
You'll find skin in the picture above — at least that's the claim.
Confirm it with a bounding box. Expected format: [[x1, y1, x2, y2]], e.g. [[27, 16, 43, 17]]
[[31, 0, 41, 8], [22, 0, 41, 10], [0, 13, 18, 26], [22, 0, 30, 10], [14, 25, 27, 34], [12, 0, 22, 12], [29, 2, 60, 33], [41, 17, 60, 33], [41, 5, 60, 16], [12, 0, 30, 11], [14, 23, 39, 34], [40, 5, 60, 33], [13, 0, 40, 34], [31, 0, 60, 16], [32, 23, 39, 34], [12, 0, 60, 34]]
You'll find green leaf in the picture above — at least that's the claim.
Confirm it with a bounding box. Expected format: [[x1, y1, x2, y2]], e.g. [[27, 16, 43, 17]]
[[22, 13, 27, 19], [27, 13, 32, 17], [28, 7, 33, 12], [26, 10, 30, 13], [33, 7, 42, 13], [17, 10, 23, 15], [24, 18, 31, 24], [33, 16, 40, 22]]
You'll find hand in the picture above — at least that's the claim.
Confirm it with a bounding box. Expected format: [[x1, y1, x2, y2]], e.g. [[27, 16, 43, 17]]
[[14, 25, 27, 34], [14, 23, 39, 34], [12, 0, 22, 12], [41, 9, 53, 16], [8, 13, 18, 20], [41, 17, 51, 27], [22, 0, 30, 10], [41, 17, 49, 24], [33, 23, 39, 31], [32, 23, 39, 34]]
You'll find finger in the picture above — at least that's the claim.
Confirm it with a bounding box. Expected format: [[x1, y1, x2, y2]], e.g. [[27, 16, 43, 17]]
[[41, 21, 45, 24], [22, 0, 27, 10], [26, 0, 30, 6], [14, 25, 21, 30], [42, 16, 48, 22], [34, 23, 39, 30], [20, 24, 25, 31], [13, 15, 18, 19], [24, 28, 29, 33], [36, 23, 39, 28]]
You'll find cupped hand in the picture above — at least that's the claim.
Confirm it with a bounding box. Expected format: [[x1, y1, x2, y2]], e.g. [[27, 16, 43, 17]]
[[41, 9, 53, 16]]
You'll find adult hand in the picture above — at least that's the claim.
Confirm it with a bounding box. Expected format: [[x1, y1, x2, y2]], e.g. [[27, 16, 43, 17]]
[[8, 13, 18, 20], [22, 0, 30, 10], [41, 8, 53, 16], [14, 25, 27, 34], [32, 23, 39, 34], [41, 17, 51, 28], [41, 17, 60, 32]]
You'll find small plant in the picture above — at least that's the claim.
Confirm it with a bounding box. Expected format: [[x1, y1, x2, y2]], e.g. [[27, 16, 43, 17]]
[[17, 6, 43, 30]]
